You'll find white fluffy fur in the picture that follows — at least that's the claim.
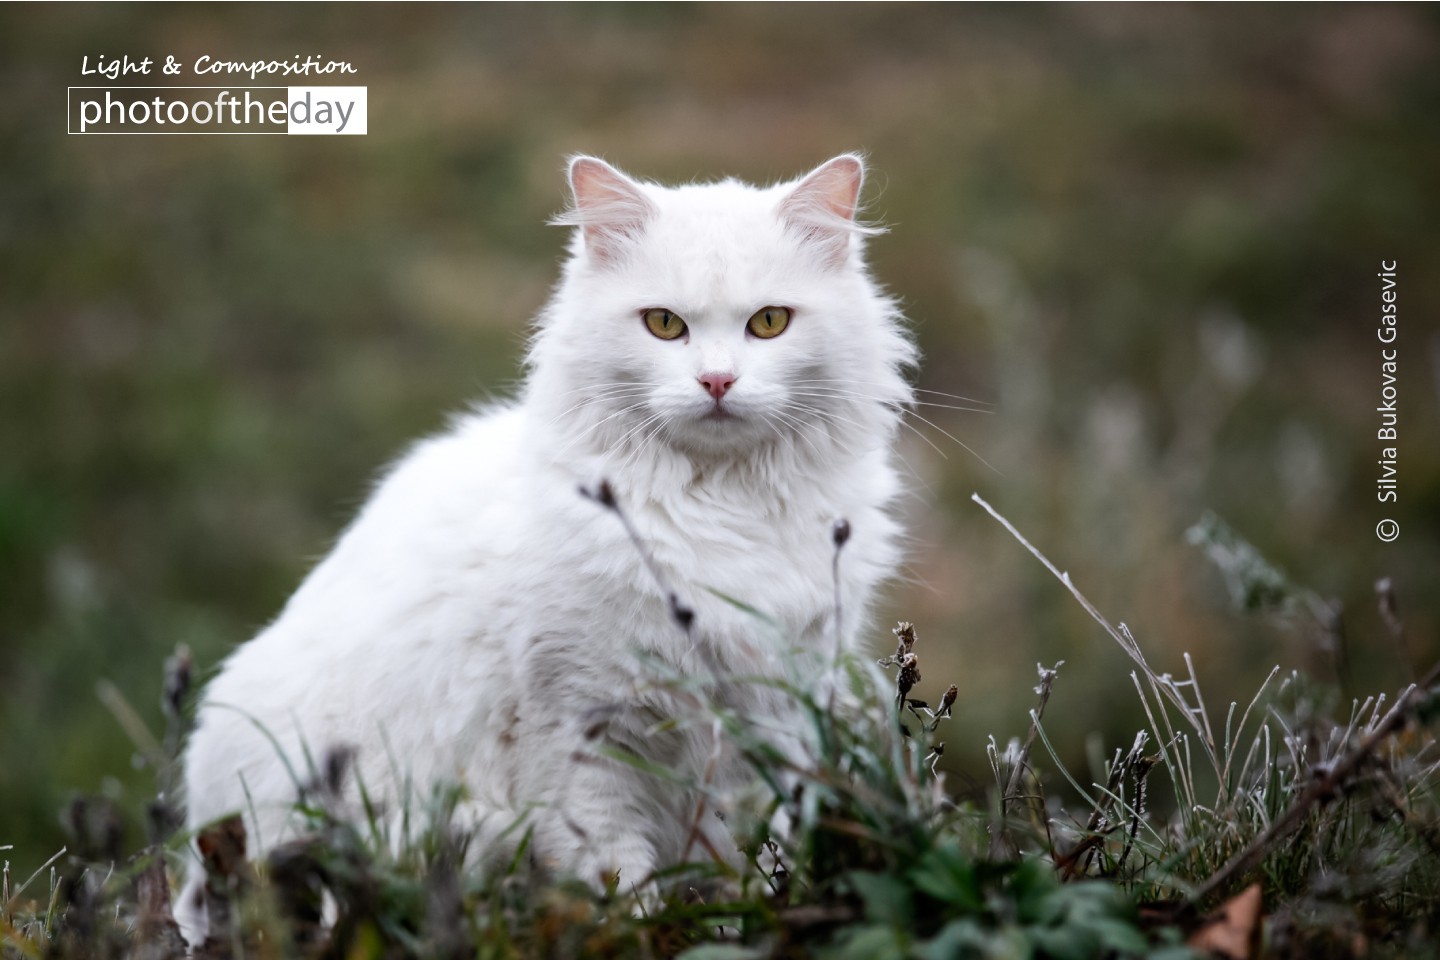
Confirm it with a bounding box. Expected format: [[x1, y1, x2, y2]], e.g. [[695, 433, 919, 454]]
[[177, 155, 916, 944]]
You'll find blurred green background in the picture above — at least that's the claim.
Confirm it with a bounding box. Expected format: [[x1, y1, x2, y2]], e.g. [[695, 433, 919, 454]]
[[2, 4, 1437, 866]]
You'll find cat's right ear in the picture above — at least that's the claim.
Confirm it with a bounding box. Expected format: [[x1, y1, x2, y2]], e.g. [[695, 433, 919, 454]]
[[559, 157, 656, 265]]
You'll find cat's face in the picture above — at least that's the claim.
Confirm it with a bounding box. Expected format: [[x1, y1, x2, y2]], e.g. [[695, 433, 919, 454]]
[[529, 156, 913, 462]]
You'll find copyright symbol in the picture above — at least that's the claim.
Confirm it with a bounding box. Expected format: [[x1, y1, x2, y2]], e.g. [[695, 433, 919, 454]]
[[1376, 519, 1399, 542]]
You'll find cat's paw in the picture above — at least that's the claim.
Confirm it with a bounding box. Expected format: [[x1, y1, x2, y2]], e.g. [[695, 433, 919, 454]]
[[578, 840, 657, 901]]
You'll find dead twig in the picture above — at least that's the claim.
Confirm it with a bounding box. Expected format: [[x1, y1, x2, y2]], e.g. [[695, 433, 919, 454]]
[[580, 479, 695, 636], [678, 718, 726, 867], [131, 850, 186, 960]]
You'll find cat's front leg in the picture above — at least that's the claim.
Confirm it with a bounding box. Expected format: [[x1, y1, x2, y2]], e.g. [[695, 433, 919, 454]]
[[537, 755, 661, 896], [573, 835, 658, 899], [386, 796, 526, 869]]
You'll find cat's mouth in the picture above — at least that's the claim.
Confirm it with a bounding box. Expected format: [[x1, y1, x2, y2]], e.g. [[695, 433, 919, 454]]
[[701, 405, 736, 422]]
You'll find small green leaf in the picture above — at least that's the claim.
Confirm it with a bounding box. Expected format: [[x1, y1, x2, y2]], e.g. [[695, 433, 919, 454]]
[[1010, 858, 1061, 923], [826, 924, 907, 960], [1028, 924, 1101, 960], [914, 919, 991, 960], [1088, 918, 1150, 954], [1145, 947, 1205, 960], [911, 843, 982, 912], [676, 944, 766, 960], [847, 871, 914, 927]]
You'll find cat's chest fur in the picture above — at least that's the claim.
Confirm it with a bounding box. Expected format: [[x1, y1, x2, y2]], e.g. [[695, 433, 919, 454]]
[[331, 406, 881, 676], [508, 409, 896, 673]]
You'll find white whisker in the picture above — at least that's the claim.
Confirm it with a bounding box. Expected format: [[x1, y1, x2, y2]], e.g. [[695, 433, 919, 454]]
[[789, 378, 993, 407], [543, 385, 654, 427], [546, 400, 651, 461], [787, 387, 1001, 476], [780, 402, 865, 458], [615, 414, 672, 476], [767, 408, 829, 461], [789, 387, 992, 416]]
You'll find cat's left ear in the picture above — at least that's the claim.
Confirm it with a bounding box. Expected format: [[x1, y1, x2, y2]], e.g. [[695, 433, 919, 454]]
[[779, 154, 867, 263], [564, 156, 656, 265]]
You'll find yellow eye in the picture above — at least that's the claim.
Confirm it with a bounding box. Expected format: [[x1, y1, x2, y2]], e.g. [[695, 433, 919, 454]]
[[643, 308, 687, 341], [747, 306, 791, 339]]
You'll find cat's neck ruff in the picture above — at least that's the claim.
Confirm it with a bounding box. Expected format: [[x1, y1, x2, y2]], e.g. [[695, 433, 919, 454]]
[[533, 398, 895, 515]]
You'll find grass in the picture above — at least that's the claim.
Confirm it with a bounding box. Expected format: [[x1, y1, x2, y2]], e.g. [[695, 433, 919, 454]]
[[2, 496, 1437, 959]]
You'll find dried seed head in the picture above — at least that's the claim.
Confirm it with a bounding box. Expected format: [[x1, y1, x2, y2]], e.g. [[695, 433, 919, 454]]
[[893, 621, 917, 659], [163, 644, 193, 722], [579, 479, 618, 510], [897, 652, 922, 698], [1033, 660, 1064, 695], [831, 518, 851, 548], [939, 684, 958, 717], [321, 745, 355, 798], [668, 592, 695, 632]]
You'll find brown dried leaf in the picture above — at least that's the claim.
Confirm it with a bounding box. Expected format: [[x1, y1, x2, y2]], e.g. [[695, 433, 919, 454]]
[[1188, 883, 1263, 959]]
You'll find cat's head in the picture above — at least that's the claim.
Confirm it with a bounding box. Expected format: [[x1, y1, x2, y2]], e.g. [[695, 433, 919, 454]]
[[527, 155, 915, 464]]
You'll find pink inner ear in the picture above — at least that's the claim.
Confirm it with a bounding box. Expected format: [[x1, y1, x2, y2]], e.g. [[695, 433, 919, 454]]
[[571, 159, 633, 210], [785, 155, 865, 223], [566, 158, 654, 261], [779, 155, 868, 264]]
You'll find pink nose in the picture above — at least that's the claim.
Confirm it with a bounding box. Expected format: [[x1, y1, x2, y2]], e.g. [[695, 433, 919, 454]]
[[698, 372, 736, 400]]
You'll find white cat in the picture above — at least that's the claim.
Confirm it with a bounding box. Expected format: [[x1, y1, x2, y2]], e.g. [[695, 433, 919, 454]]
[[177, 154, 916, 944]]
